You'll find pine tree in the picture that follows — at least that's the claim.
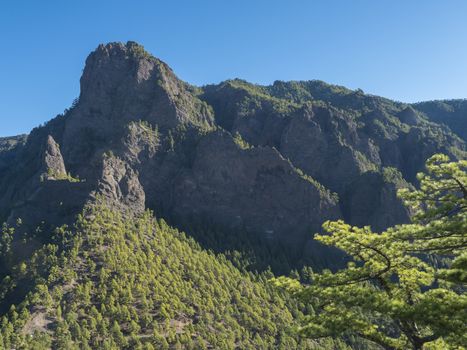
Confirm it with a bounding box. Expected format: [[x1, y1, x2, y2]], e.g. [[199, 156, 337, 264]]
[[275, 154, 467, 349]]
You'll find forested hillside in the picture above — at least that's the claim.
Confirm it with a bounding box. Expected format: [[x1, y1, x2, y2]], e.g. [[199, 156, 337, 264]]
[[0, 203, 355, 350], [414, 99, 467, 141]]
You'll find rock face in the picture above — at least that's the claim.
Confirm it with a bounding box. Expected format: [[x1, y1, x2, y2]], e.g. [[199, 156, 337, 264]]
[[341, 170, 412, 231], [151, 130, 340, 245], [397, 106, 421, 126], [61, 42, 213, 170], [0, 42, 465, 265], [97, 154, 145, 214], [42, 135, 67, 180], [278, 105, 378, 193]]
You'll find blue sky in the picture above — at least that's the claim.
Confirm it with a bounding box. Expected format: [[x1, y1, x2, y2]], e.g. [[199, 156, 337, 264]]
[[1, 0, 466, 137]]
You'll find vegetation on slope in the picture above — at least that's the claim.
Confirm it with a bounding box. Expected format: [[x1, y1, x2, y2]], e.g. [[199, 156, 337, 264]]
[[413, 99, 467, 141], [201, 77, 464, 186], [0, 135, 27, 154], [0, 204, 353, 349], [275, 155, 467, 349], [0, 135, 27, 173]]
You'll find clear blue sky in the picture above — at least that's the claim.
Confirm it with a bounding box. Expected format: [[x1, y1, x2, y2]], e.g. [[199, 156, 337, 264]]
[[1, 0, 466, 137]]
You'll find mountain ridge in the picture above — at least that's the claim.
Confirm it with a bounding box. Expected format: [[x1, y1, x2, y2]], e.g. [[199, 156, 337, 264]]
[[0, 41, 466, 348], [0, 41, 465, 271]]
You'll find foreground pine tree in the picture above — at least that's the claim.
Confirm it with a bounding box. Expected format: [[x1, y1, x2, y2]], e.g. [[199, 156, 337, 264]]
[[275, 154, 467, 350]]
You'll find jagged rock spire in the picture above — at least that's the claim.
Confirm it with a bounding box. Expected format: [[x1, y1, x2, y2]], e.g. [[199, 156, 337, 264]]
[[42, 135, 67, 180]]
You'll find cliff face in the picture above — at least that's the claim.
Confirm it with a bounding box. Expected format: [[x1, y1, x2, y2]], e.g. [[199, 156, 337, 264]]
[[0, 42, 465, 265], [201, 80, 464, 230]]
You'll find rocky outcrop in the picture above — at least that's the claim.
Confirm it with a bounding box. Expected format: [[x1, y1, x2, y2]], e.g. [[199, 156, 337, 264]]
[[41, 135, 67, 180], [163, 130, 339, 246], [278, 105, 380, 193], [96, 155, 145, 214], [61, 42, 214, 172], [397, 106, 421, 126], [4, 134, 90, 233]]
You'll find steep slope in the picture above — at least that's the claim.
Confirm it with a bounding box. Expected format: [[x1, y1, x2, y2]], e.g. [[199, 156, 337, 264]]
[[0, 42, 340, 268], [0, 42, 465, 272], [413, 99, 467, 141], [0, 135, 27, 172], [0, 42, 216, 226], [0, 135, 27, 153], [200, 80, 464, 230], [0, 204, 351, 350]]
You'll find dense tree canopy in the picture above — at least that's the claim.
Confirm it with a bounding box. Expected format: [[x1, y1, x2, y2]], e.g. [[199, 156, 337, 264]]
[[0, 202, 355, 349], [275, 154, 466, 350]]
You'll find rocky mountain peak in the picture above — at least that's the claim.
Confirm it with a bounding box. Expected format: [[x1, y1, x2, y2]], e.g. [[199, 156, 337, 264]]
[[60, 42, 214, 168], [80, 42, 165, 103], [77, 41, 213, 130]]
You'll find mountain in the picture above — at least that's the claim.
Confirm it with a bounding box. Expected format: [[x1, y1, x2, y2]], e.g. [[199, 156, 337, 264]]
[[0, 41, 465, 349], [0, 42, 465, 270]]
